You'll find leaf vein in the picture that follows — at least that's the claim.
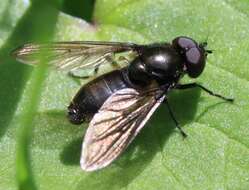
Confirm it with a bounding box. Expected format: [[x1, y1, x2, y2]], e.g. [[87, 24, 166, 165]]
[[194, 121, 249, 150]]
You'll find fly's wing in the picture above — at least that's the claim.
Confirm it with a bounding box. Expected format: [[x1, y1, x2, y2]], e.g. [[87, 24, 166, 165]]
[[12, 41, 139, 75], [81, 88, 165, 171]]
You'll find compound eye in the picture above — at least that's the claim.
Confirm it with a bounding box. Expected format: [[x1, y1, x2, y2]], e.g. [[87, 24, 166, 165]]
[[185, 47, 206, 78], [172, 36, 198, 51]]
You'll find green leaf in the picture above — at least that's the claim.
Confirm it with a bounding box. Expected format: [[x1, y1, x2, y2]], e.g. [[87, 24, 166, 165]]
[[1, 0, 249, 190]]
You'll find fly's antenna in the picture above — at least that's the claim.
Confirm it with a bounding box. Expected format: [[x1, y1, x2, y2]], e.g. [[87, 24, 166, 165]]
[[204, 30, 210, 45], [200, 30, 215, 55]]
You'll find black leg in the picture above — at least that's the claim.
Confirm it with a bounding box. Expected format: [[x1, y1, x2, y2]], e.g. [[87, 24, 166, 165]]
[[164, 99, 187, 138], [176, 83, 234, 102]]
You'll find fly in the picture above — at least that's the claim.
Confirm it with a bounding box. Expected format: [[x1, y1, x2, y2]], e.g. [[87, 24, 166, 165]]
[[12, 36, 234, 171]]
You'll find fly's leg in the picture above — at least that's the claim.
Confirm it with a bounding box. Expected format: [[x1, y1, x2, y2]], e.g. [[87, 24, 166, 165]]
[[68, 72, 91, 79], [68, 64, 101, 79], [154, 88, 187, 137], [105, 53, 123, 69], [68, 53, 128, 80], [94, 65, 100, 75], [110, 56, 130, 70], [164, 99, 187, 138], [176, 83, 234, 102], [111, 61, 122, 69], [117, 56, 130, 65]]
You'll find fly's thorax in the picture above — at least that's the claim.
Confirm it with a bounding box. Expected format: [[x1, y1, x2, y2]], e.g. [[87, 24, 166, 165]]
[[127, 57, 153, 86], [142, 45, 184, 78], [127, 44, 185, 87]]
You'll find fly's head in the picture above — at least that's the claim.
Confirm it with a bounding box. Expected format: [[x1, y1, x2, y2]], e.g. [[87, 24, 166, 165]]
[[172, 36, 212, 78]]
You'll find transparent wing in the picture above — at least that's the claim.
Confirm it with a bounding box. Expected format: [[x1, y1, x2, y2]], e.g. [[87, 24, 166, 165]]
[[12, 41, 138, 73], [81, 88, 165, 171]]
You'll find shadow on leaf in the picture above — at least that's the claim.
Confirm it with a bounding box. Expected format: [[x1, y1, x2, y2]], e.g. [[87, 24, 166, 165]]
[[31, 110, 84, 150], [60, 137, 82, 165], [195, 101, 233, 122]]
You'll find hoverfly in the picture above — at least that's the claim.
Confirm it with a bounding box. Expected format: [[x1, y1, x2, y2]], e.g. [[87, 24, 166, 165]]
[[12, 36, 233, 171]]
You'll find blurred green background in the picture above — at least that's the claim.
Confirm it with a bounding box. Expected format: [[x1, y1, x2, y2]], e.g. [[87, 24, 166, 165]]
[[0, 0, 249, 190]]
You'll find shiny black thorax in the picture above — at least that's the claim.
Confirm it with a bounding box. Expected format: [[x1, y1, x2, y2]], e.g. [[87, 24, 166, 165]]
[[68, 43, 186, 124], [128, 43, 183, 86]]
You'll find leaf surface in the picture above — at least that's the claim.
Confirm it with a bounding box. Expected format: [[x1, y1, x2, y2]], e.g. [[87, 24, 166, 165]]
[[0, 0, 249, 189]]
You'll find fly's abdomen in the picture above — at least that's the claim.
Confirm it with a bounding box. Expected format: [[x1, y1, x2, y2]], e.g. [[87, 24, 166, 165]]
[[68, 69, 128, 124]]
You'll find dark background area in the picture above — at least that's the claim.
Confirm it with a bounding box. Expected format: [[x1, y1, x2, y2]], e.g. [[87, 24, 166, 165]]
[[34, 0, 96, 22]]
